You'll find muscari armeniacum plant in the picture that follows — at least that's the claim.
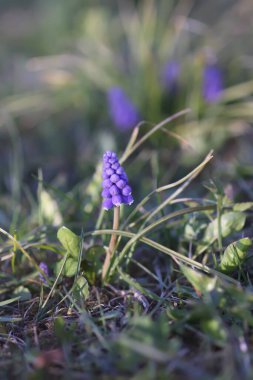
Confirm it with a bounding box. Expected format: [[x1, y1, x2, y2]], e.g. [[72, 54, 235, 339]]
[[39, 261, 49, 284], [202, 63, 223, 103], [107, 87, 141, 131], [101, 151, 134, 279]]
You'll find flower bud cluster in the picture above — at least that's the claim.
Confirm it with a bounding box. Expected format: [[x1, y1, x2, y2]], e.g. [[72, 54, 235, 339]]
[[102, 151, 134, 210]]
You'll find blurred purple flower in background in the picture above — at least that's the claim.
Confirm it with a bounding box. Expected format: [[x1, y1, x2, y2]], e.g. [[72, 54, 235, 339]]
[[107, 87, 140, 131], [202, 64, 223, 103], [102, 151, 134, 210], [162, 60, 180, 92], [39, 262, 49, 283]]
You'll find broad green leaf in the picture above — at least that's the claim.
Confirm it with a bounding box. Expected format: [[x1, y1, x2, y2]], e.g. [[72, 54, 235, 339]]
[[57, 226, 81, 258], [73, 276, 89, 301], [233, 202, 253, 212], [219, 238, 252, 273], [180, 264, 217, 294], [13, 286, 31, 301], [54, 257, 78, 277], [204, 211, 246, 243]]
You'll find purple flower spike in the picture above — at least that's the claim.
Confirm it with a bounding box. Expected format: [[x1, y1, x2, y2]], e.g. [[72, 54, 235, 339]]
[[202, 64, 223, 103], [107, 86, 141, 131], [39, 262, 49, 283], [102, 151, 134, 210]]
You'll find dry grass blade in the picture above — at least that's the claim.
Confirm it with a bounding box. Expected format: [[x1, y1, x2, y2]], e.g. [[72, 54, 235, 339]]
[[120, 108, 191, 163], [123, 150, 213, 228], [156, 150, 213, 192], [144, 151, 213, 224], [115, 205, 215, 273], [87, 229, 239, 285], [120, 124, 140, 163]]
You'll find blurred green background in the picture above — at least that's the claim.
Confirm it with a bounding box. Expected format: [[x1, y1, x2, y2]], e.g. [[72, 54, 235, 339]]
[[1, 0, 253, 227]]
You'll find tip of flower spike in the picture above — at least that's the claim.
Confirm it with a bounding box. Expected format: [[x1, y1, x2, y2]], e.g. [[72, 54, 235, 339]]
[[103, 151, 118, 161]]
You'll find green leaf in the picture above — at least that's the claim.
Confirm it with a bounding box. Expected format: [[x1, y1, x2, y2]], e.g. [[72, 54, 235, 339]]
[[57, 226, 81, 258], [54, 257, 78, 277], [73, 276, 89, 301], [180, 264, 218, 294], [233, 202, 253, 212], [204, 211, 246, 243], [219, 238, 252, 273], [13, 286, 31, 301]]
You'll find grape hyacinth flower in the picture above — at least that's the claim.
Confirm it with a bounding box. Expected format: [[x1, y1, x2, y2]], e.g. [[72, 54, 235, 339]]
[[162, 60, 180, 92], [202, 64, 223, 103], [39, 262, 49, 283], [102, 151, 134, 210], [101, 151, 134, 280], [107, 86, 140, 131]]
